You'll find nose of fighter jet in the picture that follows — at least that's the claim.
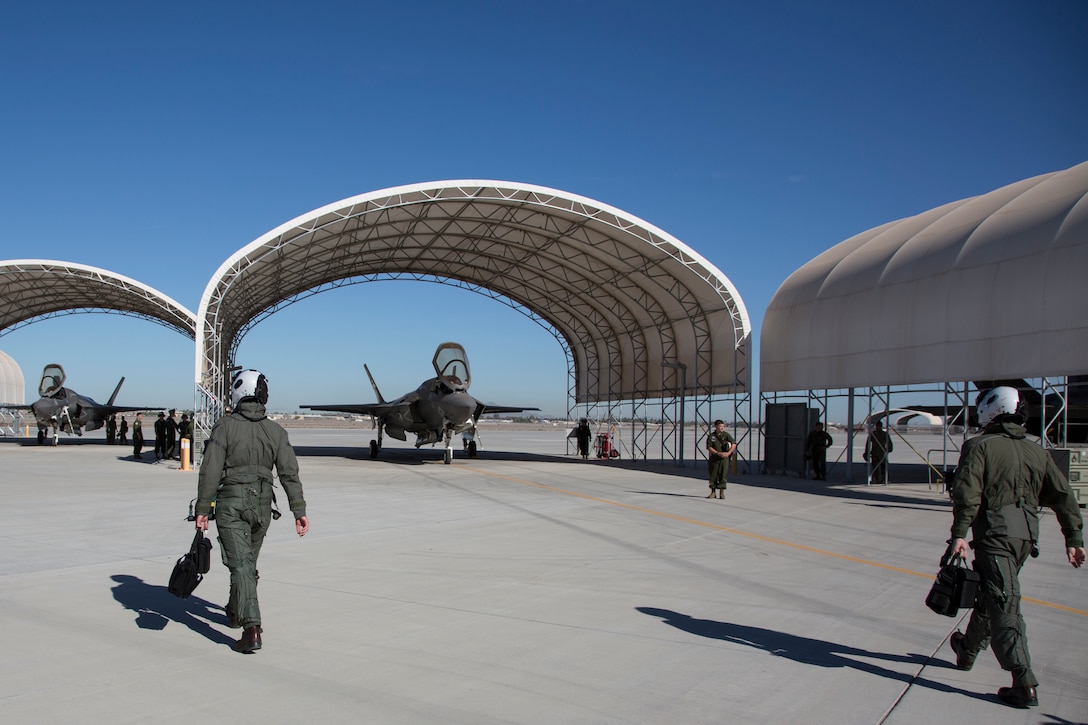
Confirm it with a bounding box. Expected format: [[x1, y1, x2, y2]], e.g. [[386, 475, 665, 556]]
[[445, 393, 476, 426]]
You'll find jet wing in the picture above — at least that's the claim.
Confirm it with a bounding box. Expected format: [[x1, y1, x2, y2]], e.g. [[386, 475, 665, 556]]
[[301, 402, 409, 417], [478, 404, 540, 415]]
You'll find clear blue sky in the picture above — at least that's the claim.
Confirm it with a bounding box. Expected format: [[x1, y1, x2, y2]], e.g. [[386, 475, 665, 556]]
[[1, 1, 1085, 417]]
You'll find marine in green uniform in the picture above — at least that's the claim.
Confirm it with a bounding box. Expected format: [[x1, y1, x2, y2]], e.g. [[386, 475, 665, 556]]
[[947, 387, 1084, 709], [863, 421, 892, 485], [706, 420, 736, 499], [131, 412, 144, 459], [194, 369, 310, 654], [804, 422, 833, 480]]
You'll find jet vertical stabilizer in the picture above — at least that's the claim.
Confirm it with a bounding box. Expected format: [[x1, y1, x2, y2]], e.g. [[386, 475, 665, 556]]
[[106, 377, 126, 406]]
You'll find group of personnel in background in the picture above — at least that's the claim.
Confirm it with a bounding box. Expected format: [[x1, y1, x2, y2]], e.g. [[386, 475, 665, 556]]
[[104, 409, 193, 460]]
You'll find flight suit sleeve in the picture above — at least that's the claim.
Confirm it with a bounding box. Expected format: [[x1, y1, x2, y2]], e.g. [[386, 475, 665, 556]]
[[196, 418, 229, 515], [1038, 456, 1085, 548], [272, 424, 307, 518], [950, 445, 984, 540]]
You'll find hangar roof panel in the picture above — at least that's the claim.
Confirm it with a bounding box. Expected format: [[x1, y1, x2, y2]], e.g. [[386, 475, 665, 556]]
[[0, 260, 197, 340], [761, 161, 1088, 392]]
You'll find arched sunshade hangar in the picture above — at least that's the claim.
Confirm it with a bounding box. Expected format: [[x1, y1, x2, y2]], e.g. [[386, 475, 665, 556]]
[[0, 260, 197, 340], [760, 160, 1088, 471], [195, 180, 751, 431], [761, 160, 1088, 392]]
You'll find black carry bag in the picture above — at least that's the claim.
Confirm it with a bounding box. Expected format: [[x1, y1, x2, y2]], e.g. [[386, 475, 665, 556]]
[[925, 547, 980, 617], [168, 529, 213, 599]]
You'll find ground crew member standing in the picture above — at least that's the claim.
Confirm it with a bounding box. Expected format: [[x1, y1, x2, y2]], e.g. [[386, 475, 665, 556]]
[[706, 420, 736, 498], [804, 422, 833, 480], [863, 420, 892, 485], [165, 409, 178, 459], [194, 369, 309, 654], [946, 386, 1084, 709], [179, 413, 193, 450], [106, 413, 117, 445], [131, 413, 143, 458], [575, 418, 592, 460], [154, 412, 166, 460]]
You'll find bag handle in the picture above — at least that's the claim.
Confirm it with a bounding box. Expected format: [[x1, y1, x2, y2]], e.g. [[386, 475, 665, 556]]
[[939, 541, 971, 569], [190, 529, 205, 555]]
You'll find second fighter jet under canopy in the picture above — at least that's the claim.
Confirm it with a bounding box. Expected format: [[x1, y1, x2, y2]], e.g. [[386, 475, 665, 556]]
[[301, 342, 539, 464], [2, 363, 160, 445]]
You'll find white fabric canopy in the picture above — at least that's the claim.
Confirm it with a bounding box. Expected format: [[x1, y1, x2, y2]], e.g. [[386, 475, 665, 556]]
[[761, 161, 1088, 392], [198, 181, 751, 405]]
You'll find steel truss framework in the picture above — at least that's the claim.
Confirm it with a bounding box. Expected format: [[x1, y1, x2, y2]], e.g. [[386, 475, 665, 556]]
[[196, 181, 753, 461], [0, 260, 196, 340], [759, 379, 1074, 484]]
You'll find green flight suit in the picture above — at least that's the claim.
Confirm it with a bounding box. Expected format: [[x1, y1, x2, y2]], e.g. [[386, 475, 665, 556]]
[[950, 420, 1084, 688], [707, 429, 735, 490], [196, 400, 307, 629]]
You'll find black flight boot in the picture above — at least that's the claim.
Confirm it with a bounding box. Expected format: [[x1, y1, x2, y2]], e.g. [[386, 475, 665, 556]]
[[233, 625, 263, 654], [996, 685, 1038, 709]]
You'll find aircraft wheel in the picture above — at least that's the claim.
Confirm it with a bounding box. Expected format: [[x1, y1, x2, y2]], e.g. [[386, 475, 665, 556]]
[[468, 441, 478, 458], [370, 440, 379, 459], [443, 448, 453, 465], [37, 430, 45, 445]]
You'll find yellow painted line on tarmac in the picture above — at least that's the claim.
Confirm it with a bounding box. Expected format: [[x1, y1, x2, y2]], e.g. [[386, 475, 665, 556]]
[[462, 465, 1088, 618]]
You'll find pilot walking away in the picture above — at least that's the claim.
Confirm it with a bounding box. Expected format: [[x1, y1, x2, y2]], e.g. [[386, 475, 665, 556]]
[[945, 387, 1084, 709], [194, 369, 309, 654]]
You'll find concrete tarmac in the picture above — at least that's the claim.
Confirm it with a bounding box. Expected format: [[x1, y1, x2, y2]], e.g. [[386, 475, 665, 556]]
[[1, 429, 1085, 724]]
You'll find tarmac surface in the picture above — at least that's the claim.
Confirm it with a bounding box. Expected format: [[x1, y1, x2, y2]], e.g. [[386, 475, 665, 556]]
[[1, 428, 1085, 724]]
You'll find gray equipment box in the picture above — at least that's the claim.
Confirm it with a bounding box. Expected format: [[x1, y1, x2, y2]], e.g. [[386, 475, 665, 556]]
[[1048, 448, 1088, 507]]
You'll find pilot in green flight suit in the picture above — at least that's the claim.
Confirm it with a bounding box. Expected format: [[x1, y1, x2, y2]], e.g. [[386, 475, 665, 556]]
[[195, 369, 309, 654], [947, 387, 1084, 709]]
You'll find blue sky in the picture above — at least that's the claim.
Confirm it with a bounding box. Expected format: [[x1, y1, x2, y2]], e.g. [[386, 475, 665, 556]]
[[1, 1, 1085, 417]]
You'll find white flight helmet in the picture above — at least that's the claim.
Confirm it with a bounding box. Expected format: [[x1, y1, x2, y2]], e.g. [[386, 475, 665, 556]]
[[231, 369, 269, 407], [976, 386, 1022, 427]]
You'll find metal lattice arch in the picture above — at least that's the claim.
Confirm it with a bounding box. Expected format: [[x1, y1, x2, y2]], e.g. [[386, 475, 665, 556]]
[[196, 180, 752, 461], [0, 260, 197, 340]]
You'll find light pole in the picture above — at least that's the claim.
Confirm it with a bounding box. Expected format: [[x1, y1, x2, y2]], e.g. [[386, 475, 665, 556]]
[[662, 361, 687, 466]]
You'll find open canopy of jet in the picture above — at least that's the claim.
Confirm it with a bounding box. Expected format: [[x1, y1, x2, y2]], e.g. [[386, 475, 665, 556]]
[[302, 342, 539, 463], [2, 363, 163, 445]]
